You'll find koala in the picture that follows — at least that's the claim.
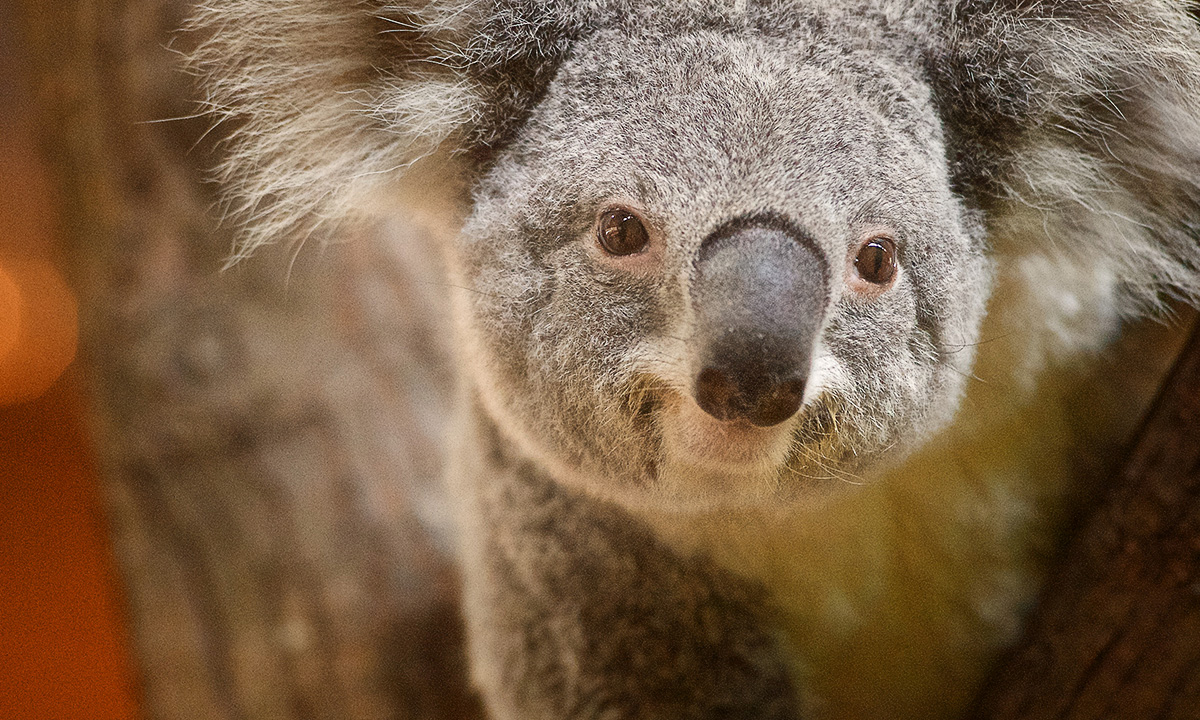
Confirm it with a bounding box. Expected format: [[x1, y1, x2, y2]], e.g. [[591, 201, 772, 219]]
[[190, 1, 1200, 718]]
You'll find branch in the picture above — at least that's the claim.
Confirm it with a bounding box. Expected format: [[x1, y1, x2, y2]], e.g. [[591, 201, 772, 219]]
[[975, 320, 1200, 719]]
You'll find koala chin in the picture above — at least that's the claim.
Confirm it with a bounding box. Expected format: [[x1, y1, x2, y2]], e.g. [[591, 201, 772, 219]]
[[193, 1, 1200, 718]]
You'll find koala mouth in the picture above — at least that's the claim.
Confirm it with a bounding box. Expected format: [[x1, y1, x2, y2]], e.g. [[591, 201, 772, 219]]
[[644, 385, 857, 498], [660, 390, 798, 473], [623, 373, 857, 501]]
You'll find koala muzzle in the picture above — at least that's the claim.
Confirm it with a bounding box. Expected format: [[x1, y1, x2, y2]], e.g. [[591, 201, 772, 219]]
[[691, 218, 829, 428]]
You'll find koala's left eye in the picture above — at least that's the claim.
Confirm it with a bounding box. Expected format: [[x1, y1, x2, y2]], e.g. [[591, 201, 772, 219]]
[[597, 208, 650, 256], [854, 236, 898, 286]]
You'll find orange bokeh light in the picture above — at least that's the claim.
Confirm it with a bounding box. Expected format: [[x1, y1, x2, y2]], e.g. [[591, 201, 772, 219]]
[[0, 257, 78, 406]]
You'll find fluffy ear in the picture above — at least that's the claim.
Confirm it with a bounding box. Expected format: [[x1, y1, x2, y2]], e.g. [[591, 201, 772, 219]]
[[929, 0, 1200, 312], [188, 0, 601, 258]]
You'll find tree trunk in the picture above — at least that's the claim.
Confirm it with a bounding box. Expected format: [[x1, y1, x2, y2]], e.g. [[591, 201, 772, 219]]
[[13, 1, 482, 719], [973, 322, 1200, 719], [14, 0, 1200, 719]]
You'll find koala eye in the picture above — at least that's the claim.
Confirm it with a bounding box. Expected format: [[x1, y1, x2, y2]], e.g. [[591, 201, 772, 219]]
[[854, 236, 898, 286], [597, 208, 650, 256]]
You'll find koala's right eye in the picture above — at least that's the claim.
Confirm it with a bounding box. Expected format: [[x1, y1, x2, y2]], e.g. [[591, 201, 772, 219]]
[[597, 208, 650, 256]]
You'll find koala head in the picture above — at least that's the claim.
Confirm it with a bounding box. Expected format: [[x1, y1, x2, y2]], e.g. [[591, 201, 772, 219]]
[[193, 0, 1200, 509], [456, 18, 990, 507]]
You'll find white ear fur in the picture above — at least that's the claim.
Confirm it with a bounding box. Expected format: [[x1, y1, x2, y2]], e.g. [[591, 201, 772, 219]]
[[189, 0, 483, 259], [944, 2, 1200, 318]]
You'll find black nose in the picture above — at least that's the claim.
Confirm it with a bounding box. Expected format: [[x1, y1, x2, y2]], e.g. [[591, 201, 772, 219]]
[[689, 214, 828, 427], [695, 356, 807, 428]]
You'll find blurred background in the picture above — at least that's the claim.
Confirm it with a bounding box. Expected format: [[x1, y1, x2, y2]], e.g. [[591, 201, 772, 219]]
[[0, 3, 140, 717], [0, 1, 468, 717]]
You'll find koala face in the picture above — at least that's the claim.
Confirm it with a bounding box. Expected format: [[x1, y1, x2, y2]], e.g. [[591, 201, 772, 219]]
[[455, 22, 992, 508]]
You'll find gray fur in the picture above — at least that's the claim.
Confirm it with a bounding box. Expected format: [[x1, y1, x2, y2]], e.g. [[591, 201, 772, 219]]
[[192, 1, 1200, 717], [453, 404, 802, 719]]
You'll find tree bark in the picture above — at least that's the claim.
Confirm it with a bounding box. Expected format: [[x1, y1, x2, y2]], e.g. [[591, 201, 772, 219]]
[[13, 1, 482, 719], [973, 322, 1200, 719], [13, 0, 1200, 719]]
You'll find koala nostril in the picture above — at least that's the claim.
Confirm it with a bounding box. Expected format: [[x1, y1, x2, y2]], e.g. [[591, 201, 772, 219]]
[[693, 367, 806, 427], [748, 378, 806, 427], [695, 367, 739, 422]]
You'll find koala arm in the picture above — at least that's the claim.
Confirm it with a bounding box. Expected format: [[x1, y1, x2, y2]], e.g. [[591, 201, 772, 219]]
[[452, 406, 803, 720]]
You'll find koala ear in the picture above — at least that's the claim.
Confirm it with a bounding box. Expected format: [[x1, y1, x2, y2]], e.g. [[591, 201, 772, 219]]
[[189, 0, 597, 258], [929, 1, 1200, 310]]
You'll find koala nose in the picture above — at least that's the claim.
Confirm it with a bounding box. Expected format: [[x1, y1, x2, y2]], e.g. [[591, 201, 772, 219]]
[[690, 215, 829, 428], [694, 356, 809, 427]]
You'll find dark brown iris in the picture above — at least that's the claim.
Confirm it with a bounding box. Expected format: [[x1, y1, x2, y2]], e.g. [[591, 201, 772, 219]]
[[854, 236, 898, 286], [597, 208, 649, 256]]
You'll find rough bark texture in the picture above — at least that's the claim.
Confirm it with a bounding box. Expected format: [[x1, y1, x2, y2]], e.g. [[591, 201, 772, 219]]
[[973, 323, 1200, 719], [12, 0, 1200, 718], [13, 1, 483, 719]]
